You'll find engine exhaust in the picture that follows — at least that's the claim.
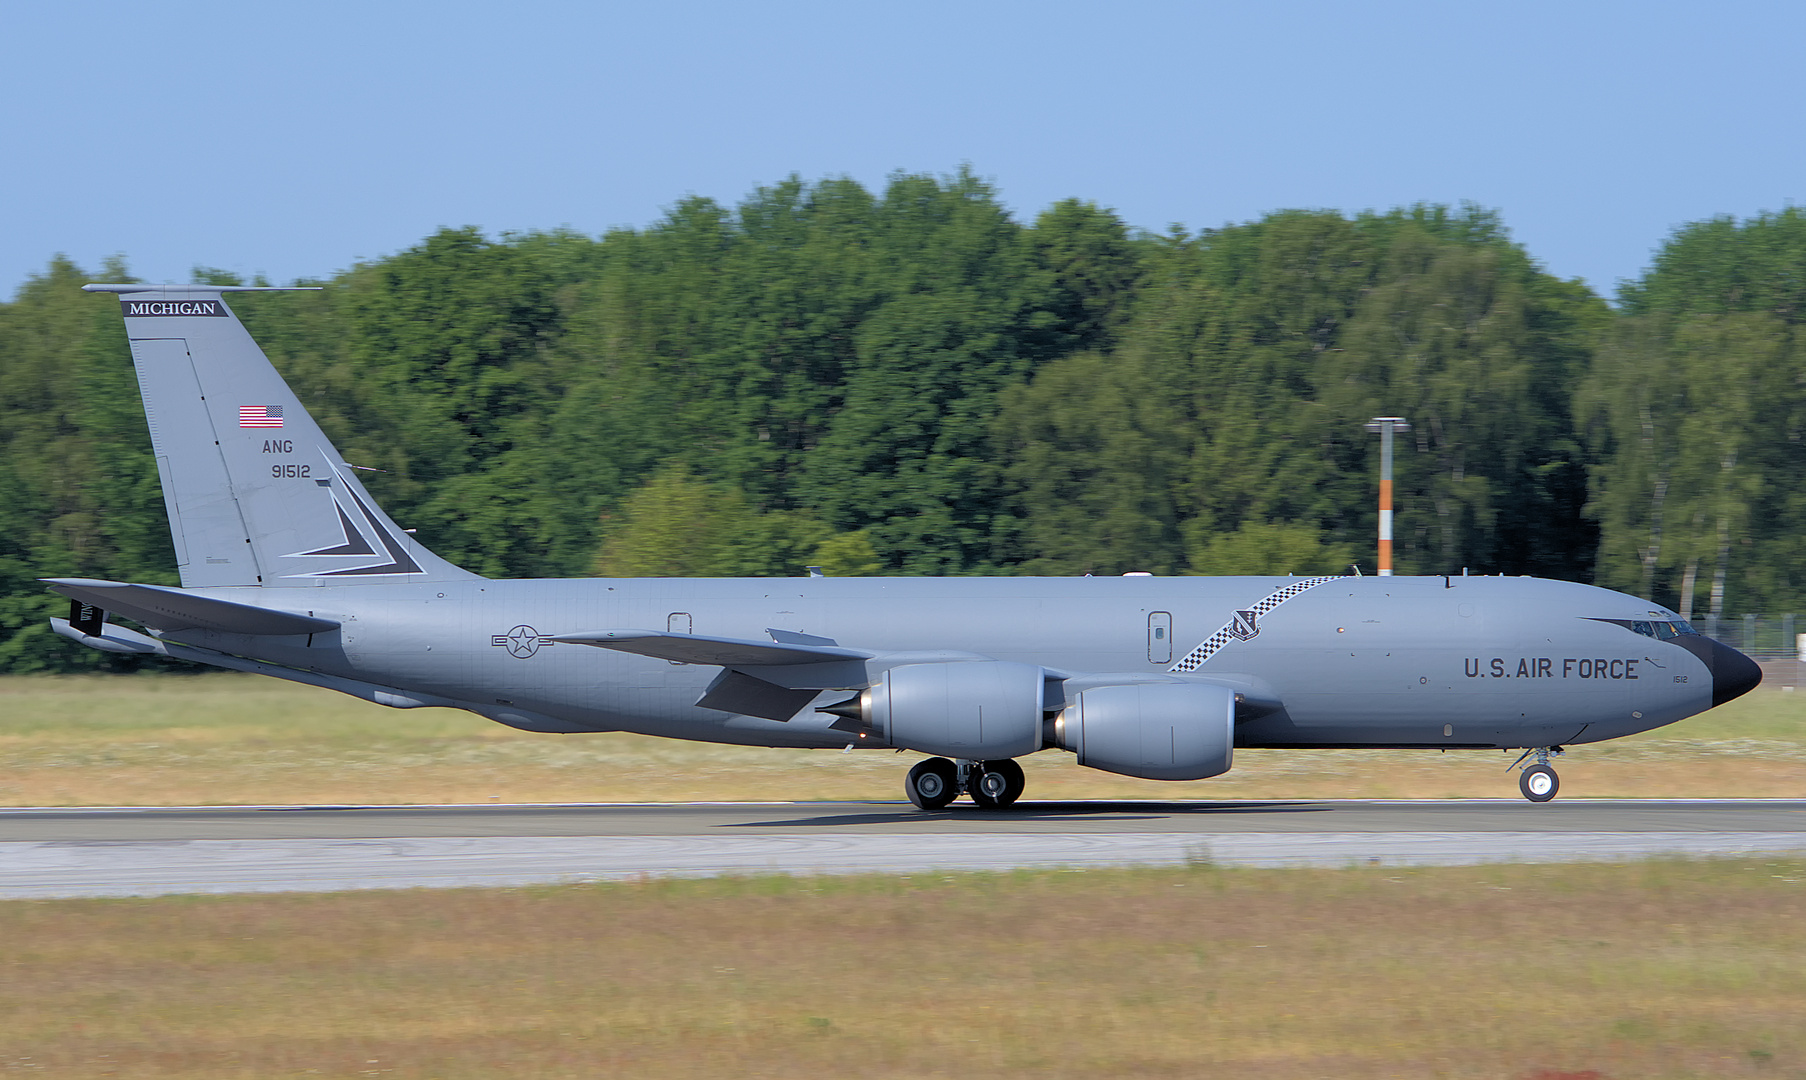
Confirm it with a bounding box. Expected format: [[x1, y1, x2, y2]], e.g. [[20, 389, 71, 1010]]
[[817, 690, 871, 734]]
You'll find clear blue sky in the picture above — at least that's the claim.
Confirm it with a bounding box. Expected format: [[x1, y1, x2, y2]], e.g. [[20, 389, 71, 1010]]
[[4, 0, 1800, 300]]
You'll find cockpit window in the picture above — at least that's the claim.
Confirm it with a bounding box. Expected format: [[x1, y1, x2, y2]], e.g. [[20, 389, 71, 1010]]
[[1597, 618, 1698, 639]]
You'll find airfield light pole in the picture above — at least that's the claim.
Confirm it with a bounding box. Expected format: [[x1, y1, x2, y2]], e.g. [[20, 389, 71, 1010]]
[[1365, 417, 1410, 576]]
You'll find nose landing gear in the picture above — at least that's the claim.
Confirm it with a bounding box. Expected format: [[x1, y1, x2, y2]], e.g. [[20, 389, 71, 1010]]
[[1510, 746, 1563, 802], [903, 757, 1026, 810]]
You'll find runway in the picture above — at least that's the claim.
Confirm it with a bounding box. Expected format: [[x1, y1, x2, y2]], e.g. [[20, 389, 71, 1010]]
[[4, 799, 1804, 899]]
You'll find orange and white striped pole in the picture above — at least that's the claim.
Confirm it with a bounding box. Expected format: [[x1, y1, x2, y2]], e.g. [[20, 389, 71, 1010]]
[[1365, 417, 1409, 576]]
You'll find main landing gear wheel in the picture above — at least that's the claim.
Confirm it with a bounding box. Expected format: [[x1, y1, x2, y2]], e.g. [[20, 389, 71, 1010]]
[[1511, 745, 1564, 803], [969, 758, 1026, 809], [1519, 764, 1559, 803], [906, 757, 959, 810]]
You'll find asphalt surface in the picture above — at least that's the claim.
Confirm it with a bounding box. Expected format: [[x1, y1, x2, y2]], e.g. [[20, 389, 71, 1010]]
[[3, 798, 1804, 841], [5, 801, 1804, 899]]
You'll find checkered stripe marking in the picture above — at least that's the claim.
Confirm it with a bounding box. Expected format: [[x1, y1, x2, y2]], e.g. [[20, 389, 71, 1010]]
[[1168, 576, 1340, 673]]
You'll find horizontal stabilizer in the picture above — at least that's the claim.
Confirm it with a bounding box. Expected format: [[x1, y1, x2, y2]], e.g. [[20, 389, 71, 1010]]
[[552, 629, 870, 667], [42, 578, 340, 636]]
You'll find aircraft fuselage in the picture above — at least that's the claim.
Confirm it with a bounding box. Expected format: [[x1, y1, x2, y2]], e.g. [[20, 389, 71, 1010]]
[[162, 573, 1744, 752]]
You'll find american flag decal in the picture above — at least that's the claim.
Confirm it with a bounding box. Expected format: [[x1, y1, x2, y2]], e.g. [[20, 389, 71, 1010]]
[[239, 405, 284, 428]]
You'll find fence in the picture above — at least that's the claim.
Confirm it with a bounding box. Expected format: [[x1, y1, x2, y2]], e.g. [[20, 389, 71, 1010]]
[[1699, 614, 1799, 660]]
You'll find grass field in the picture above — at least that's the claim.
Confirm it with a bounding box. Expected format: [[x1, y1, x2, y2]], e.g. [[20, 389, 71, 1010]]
[[2, 673, 1805, 805], [2, 673, 1803, 805], [2, 859, 1802, 1078]]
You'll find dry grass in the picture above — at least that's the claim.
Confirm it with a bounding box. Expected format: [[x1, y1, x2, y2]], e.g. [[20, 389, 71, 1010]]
[[1, 860, 1801, 1078], [0, 673, 1803, 806]]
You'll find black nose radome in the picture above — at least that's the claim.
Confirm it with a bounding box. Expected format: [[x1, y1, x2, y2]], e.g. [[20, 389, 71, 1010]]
[[1676, 634, 1764, 707], [1710, 639, 1763, 706]]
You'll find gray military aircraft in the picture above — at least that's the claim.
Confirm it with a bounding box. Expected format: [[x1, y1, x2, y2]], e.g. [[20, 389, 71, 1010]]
[[48, 284, 1762, 807]]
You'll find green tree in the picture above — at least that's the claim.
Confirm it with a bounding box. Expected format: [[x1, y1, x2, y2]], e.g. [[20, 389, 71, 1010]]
[[799, 169, 1058, 573], [0, 256, 183, 672], [1619, 207, 1806, 323], [809, 530, 883, 576], [23, 182, 1763, 674], [1186, 520, 1357, 576], [1026, 198, 1146, 356], [992, 351, 1184, 574], [1584, 314, 1800, 618], [591, 465, 828, 578], [998, 205, 1604, 580], [1584, 208, 1806, 616], [1322, 215, 1606, 576]]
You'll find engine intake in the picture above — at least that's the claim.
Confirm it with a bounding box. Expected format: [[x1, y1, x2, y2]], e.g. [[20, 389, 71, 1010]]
[[1056, 682, 1235, 780], [821, 661, 1044, 760]]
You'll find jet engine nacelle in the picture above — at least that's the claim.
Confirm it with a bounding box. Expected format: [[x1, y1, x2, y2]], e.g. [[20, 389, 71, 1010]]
[[845, 661, 1045, 760], [1056, 681, 1235, 780]]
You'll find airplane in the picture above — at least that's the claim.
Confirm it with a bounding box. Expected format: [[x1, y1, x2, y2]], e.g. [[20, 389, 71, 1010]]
[[46, 284, 1763, 808]]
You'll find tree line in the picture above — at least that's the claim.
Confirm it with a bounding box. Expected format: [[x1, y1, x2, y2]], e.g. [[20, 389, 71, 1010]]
[[3, 169, 1802, 671]]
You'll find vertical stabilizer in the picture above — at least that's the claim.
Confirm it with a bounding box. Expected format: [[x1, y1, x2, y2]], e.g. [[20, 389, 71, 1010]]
[[86, 284, 478, 587]]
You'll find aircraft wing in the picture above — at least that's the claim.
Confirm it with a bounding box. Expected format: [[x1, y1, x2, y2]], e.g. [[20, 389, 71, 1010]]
[[552, 629, 872, 667], [42, 578, 340, 636]]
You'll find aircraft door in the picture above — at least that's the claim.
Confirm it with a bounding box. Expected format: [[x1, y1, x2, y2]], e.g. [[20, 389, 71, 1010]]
[[1148, 611, 1173, 665], [667, 612, 691, 665]]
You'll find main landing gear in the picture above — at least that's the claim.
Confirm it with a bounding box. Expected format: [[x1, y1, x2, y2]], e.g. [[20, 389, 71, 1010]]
[[904, 757, 1026, 811], [1510, 746, 1563, 803]]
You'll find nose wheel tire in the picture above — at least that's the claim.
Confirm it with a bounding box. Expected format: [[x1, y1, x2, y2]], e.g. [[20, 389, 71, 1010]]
[[906, 757, 959, 810], [969, 758, 1026, 809], [1519, 764, 1559, 803]]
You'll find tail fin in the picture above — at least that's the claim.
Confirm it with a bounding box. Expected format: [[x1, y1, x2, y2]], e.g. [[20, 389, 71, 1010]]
[[86, 284, 477, 587]]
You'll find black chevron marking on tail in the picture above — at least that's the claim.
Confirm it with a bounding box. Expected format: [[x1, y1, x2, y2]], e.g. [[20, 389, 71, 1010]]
[[289, 502, 379, 558], [314, 484, 422, 577]]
